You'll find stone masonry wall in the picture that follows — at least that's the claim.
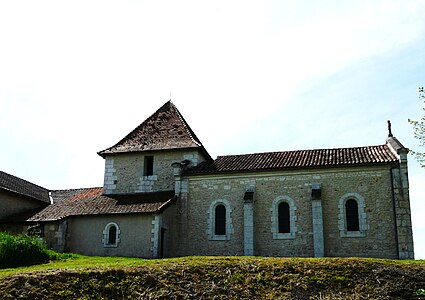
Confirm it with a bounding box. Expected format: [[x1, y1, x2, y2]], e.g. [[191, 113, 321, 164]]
[[103, 149, 206, 194], [392, 162, 415, 259], [182, 166, 400, 259]]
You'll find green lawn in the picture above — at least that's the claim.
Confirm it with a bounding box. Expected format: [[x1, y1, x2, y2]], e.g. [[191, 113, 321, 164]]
[[0, 254, 155, 278]]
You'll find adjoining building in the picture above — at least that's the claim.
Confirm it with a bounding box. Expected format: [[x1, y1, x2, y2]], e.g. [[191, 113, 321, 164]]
[[0, 101, 414, 259]]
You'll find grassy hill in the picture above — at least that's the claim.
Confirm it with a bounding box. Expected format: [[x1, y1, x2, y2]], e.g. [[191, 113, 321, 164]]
[[0, 256, 424, 299]]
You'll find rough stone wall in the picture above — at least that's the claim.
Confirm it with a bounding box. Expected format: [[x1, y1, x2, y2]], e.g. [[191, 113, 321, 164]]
[[42, 221, 68, 252], [182, 166, 401, 259], [385, 137, 414, 259], [391, 161, 415, 259], [183, 178, 244, 256], [321, 168, 397, 259], [172, 177, 189, 257], [103, 149, 206, 194], [0, 221, 69, 253]]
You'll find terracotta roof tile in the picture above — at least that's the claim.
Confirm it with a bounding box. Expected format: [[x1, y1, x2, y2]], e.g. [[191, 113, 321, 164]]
[[50, 189, 90, 203], [25, 188, 176, 222], [184, 144, 399, 175], [98, 101, 211, 159], [0, 171, 50, 204]]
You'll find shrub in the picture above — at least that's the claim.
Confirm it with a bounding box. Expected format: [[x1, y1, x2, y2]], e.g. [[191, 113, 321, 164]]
[[0, 232, 52, 268]]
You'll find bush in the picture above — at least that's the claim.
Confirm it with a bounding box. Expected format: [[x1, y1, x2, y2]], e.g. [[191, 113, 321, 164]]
[[0, 232, 52, 268]]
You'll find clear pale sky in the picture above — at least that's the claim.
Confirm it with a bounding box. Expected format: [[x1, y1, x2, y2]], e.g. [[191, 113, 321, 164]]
[[1, 1, 424, 258]]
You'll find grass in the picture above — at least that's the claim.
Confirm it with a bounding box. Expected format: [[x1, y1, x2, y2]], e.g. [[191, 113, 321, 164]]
[[0, 253, 156, 278], [0, 256, 424, 299]]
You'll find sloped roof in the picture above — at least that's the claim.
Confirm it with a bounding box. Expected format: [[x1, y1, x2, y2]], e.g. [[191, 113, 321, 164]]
[[98, 101, 211, 159], [50, 189, 90, 203], [184, 144, 399, 175], [0, 171, 50, 204], [24, 188, 176, 222]]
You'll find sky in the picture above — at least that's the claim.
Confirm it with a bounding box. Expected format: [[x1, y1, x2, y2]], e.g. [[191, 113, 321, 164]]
[[0, 1, 424, 258]]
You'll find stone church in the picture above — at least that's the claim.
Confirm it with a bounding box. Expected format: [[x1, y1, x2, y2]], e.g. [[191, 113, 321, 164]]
[[0, 101, 415, 259]]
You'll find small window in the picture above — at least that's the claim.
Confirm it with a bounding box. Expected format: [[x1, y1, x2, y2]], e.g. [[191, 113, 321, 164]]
[[103, 222, 120, 247], [278, 202, 290, 233], [271, 196, 297, 239], [345, 199, 360, 231], [215, 204, 226, 235], [338, 193, 367, 238], [108, 225, 117, 244], [208, 199, 233, 241], [144, 156, 154, 176]]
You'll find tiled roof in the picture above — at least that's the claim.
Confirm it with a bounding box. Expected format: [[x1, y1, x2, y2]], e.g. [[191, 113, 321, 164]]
[[184, 144, 399, 175], [50, 188, 105, 203], [0, 171, 50, 204], [25, 188, 176, 222], [98, 101, 211, 159]]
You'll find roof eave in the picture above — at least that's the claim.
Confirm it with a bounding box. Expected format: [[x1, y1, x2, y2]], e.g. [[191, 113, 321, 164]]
[[29, 207, 178, 222], [0, 187, 50, 204], [98, 145, 212, 161]]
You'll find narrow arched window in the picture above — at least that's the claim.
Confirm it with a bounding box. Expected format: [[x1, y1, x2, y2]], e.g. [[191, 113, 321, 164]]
[[208, 200, 233, 241], [346, 199, 360, 231], [271, 196, 297, 239], [103, 222, 120, 247], [338, 193, 367, 237], [108, 225, 117, 244], [215, 204, 226, 235], [278, 202, 290, 233]]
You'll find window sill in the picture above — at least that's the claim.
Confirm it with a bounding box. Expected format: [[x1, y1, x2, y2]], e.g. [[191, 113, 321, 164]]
[[273, 232, 296, 240], [103, 243, 119, 248], [209, 235, 230, 241], [340, 231, 366, 238]]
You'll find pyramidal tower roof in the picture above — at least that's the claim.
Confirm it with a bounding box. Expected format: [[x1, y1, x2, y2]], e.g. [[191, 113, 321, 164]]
[[98, 101, 211, 159]]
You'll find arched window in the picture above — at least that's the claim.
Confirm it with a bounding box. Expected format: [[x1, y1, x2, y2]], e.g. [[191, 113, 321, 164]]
[[338, 193, 367, 237], [345, 199, 360, 231], [103, 222, 121, 247], [278, 202, 290, 233], [108, 225, 117, 244], [215, 204, 226, 235], [271, 196, 297, 239], [208, 200, 233, 241]]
